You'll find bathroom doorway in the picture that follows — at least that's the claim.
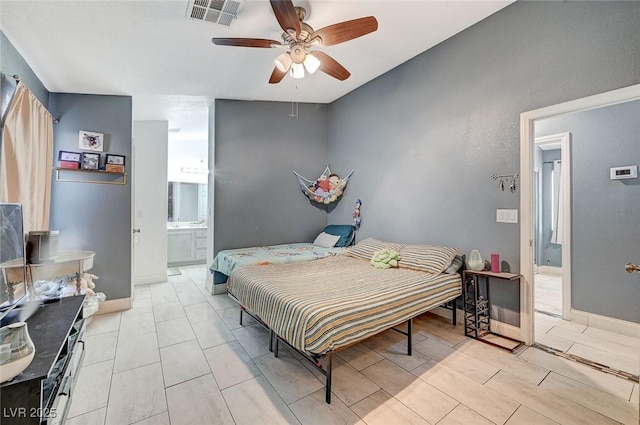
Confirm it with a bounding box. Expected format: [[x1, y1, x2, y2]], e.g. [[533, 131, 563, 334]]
[[167, 140, 209, 270], [522, 86, 640, 380]]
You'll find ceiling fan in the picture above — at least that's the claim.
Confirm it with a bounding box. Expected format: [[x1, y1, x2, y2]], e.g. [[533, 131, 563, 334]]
[[211, 0, 378, 84]]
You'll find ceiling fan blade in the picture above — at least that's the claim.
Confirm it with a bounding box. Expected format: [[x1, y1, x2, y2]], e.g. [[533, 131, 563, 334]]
[[270, 0, 300, 37], [310, 16, 378, 46], [211, 38, 282, 48], [269, 66, 287, 84], [308, 51, 350, 81]]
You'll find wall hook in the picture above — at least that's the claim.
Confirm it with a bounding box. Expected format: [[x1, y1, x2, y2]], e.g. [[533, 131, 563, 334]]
[[492, 173, 518, 193]]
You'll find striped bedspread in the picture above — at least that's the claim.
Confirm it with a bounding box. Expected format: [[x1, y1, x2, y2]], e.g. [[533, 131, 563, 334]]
[[227, 255, 461, 355]]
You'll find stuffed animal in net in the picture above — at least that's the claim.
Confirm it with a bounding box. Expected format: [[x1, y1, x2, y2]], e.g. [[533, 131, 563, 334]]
[[294, 166, 353, 204]]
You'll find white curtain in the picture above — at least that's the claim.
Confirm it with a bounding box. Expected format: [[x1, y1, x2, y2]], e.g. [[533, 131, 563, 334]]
[[550, 160, 563, 245], [0, 81, 54, 234]]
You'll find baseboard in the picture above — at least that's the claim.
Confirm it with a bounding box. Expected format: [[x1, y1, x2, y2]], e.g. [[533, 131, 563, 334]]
[[569, 308, 640, 339], [430, 306, 464, 323], [96, 297, 132, 314], [537, 265, 562, 276], [489, 320, 522, 341], [205, 270, 214, 294], [134, 272, 167, 286], [430, 306, 522, 342]]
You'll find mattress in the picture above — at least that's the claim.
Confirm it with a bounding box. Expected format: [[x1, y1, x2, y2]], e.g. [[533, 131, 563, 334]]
[[210, 243, 346, 277], [228, 255, 462, 355]]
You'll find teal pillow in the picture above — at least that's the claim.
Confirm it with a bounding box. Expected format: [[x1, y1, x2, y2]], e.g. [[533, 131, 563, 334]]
[[323, 225, 355, 247]]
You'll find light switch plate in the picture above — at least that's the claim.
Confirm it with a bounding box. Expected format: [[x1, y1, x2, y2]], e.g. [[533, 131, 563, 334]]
[[497, 209, 518, 223]]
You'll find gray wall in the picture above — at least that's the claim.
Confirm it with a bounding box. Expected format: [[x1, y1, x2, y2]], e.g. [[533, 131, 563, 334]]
[[535, 100, 640, 324], [0, 32, 49, 109], [49, 93, 132, 300], [327, 1, 640, 326], [537, 149, 562, 267], [1, 32, 133, 301], [214, 100, 328, 254]]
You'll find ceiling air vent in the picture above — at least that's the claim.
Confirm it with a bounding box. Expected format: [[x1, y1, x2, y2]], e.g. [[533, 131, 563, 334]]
[[186, 0, 244, 27]]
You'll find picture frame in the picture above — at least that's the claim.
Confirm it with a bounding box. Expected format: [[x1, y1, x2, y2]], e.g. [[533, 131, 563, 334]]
[[105, 154, 125, 166], [58, 150, 82, 162], [79, 130, 104, 152], [81, 152, 100, 170]]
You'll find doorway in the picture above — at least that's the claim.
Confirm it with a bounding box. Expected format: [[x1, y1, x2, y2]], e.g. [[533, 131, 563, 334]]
[[132, 95, 211, 288], [166, 135, 209, 271], [520, 84, 640, 380]]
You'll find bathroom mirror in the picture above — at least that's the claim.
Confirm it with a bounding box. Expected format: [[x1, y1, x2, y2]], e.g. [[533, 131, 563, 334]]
[[167, 182, 207, 223]]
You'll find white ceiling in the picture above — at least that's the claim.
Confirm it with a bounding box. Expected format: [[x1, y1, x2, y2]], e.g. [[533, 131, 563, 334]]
[[0, 0, 513, 140]]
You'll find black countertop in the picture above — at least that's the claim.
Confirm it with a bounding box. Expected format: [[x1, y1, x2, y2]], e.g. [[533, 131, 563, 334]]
[[1, 296, 85, 387]]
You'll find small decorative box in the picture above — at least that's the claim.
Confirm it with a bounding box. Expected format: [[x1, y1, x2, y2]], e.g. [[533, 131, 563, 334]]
[[59, 161, 80, 169], [106, 164, 125, 173]]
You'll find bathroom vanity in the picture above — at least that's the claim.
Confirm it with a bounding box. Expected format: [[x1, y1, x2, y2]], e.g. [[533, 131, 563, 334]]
[[167, 224, 207, 267]]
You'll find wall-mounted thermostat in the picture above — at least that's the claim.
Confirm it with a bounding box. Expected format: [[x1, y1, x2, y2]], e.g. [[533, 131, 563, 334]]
[[610, 165, 638, 180]]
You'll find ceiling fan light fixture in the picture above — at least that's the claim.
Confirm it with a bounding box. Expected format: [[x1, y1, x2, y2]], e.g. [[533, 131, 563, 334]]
[[274, 52, 292, 72], [290, 62, 305, 79], [210, 1, 378, 84], [308, 37, 322, 46], [303, 53, 320, 74]]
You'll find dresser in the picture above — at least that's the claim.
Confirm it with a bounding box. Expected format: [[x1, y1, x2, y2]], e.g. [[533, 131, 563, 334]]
[[1, 296, 86, 424]]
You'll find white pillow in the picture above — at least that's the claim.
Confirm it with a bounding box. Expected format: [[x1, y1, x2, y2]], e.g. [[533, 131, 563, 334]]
[[313, 232, 341, 248]]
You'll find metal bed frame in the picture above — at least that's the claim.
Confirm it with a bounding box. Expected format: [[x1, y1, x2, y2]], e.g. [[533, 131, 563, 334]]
[[231, 293, 459, 404]]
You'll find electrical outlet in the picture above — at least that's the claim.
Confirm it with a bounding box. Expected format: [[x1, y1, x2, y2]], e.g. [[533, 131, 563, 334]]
[[497, 209, 518, 223]]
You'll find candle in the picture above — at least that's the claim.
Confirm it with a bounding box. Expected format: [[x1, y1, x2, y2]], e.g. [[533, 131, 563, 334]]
[[491, 253, 500, 273]]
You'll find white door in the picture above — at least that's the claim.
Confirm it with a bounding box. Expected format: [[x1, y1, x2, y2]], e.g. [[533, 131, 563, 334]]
[[132, 120, 169, 286]]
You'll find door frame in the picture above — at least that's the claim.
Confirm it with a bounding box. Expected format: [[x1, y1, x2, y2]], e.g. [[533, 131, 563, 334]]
[[519, 84, 640, 345], [533, 132, 571, 320], [130, 142, 136, 298]]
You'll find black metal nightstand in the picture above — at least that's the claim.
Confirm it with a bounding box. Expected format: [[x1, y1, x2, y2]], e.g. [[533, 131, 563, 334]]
[[462, 269, 524, 352]]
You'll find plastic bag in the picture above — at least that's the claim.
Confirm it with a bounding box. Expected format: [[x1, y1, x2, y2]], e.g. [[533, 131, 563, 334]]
[[83, 292, 106, 318]]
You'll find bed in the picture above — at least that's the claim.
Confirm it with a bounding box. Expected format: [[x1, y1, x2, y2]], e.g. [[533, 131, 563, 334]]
[[209, 225, 356, 291], [227, 238, 463, 403]]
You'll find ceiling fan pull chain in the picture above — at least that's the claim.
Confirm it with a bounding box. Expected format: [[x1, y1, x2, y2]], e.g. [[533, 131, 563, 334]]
[[289, 81, 300, 119], [295, 83, 300, 119]]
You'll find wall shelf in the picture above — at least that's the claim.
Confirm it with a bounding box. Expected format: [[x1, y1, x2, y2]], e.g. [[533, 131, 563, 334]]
[[53, 167, 127, 185]]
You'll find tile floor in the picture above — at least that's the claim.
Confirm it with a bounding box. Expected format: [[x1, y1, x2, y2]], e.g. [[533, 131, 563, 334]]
[[534, 272, 640, 378], [65, 266, 639, 425], [534, 272, 562, 316]]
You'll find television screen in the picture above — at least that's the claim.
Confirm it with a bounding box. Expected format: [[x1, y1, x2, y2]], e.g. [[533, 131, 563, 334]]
[[0, 203, 27, 315]]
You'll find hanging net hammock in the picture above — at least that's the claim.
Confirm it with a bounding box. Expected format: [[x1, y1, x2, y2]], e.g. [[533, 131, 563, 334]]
[[294, 166, 354, 205]]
